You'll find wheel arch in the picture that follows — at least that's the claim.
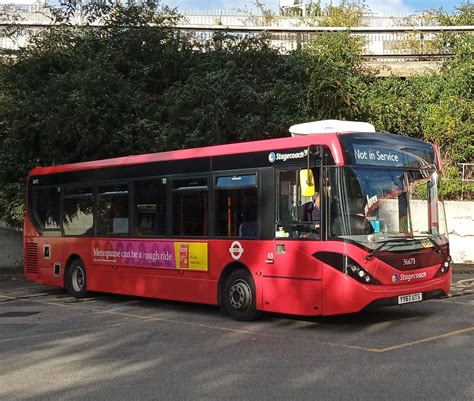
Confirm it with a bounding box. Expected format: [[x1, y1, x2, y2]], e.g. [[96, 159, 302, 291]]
[[217, 261, 251, 307], [63, 253, 84, 288]]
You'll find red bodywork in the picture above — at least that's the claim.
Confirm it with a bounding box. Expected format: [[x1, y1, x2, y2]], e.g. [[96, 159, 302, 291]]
[[24, 133, 451, 316]]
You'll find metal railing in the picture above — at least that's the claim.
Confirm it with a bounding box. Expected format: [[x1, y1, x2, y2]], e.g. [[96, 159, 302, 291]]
[[1, 7, 473, 56], [459, 163, 474, 201]]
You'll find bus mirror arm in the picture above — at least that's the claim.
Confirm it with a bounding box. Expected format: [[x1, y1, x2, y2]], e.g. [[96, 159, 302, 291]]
[[306, 145, 319, 184]]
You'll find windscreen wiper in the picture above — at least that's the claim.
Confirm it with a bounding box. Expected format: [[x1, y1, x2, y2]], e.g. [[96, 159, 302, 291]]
[[365, 237, 414, 261]]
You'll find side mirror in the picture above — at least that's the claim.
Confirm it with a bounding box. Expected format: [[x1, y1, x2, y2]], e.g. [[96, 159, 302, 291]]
[[300, 169, 315, 197]]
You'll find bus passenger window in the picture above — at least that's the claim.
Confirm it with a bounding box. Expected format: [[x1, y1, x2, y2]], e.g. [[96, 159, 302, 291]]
[[214, 175, 258, 238], [172, 178, 208, 237], [96, 184, 129, 236], [135, 179, 167, 236], [63, 186, 94, 236]]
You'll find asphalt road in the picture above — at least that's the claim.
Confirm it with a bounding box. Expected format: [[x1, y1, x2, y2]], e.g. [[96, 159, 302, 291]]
[[0, 274, 473, 401]]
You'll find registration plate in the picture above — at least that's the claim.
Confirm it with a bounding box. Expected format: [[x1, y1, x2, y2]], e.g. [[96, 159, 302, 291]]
[[398, 293, 422, 304]]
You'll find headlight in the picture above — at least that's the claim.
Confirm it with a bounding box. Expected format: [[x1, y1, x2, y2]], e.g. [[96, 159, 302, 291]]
[[315, 252, 382, 285], [434, 257, 451, 278]]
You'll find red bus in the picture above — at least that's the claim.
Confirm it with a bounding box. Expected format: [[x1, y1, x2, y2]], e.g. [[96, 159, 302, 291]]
[[24, 121, 451, 321]]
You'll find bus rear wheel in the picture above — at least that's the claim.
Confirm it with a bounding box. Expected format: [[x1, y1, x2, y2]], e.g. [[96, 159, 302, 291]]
[[66, 259, 90, 299], [223, 269, 259, 322]]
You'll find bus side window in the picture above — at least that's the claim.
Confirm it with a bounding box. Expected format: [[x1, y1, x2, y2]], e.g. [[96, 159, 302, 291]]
[[96, 184, 129, 236], [214, 174, 258, 238], [135, 179, 167, 236], [172, 178, 208, 237], [63, 186, 94, 236]]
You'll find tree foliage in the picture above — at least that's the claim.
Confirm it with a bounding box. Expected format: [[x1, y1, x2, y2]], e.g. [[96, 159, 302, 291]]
[[303, 31, 367, 120], [282, 0, 367, 27], [0, 1, 473, 227]]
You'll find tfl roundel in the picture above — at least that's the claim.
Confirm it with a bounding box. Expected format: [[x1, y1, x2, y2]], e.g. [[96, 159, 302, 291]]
[[229, 241, 244, 260]]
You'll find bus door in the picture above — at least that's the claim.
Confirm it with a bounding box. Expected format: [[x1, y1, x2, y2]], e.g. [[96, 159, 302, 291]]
[[260, 166, 323, 315]]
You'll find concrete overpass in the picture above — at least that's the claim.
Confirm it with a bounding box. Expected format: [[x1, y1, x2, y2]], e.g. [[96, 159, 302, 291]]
[[1, 8, 472, 76]]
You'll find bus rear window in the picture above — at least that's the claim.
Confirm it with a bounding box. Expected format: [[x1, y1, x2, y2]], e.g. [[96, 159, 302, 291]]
[[34, 187, 61, 230]]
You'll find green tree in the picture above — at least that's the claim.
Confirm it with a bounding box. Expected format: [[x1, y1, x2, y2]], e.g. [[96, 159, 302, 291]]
[[283, 0, 367, 27], [161, 34, 308, 148], [316, 0, 368, 27], [303, 31, 368, 120], [0, 2, 188, 226]]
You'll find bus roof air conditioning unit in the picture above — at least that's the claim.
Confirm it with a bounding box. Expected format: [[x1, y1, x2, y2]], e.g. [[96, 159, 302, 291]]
[[289, 120, 376, 137]]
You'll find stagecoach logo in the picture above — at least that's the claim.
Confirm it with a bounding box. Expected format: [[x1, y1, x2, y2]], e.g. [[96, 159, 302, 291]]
[[392, 271, 427, 283], [229, 241, 244, 260], [268, 150, 308, 163]]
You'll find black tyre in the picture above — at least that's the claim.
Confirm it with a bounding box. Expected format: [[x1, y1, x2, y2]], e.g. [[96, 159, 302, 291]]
[[66, 258, 90, 298], [223, 269, 260, 322]]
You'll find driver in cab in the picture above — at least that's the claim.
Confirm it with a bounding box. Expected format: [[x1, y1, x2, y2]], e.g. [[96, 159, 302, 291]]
[[299, 193, 320, 228]]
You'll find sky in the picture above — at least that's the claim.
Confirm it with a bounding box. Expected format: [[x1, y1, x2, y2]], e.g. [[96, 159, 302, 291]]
[[162, 0, 463, 16]]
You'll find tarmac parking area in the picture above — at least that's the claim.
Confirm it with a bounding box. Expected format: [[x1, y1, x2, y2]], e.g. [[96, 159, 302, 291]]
[[0, 275, 473, 400]]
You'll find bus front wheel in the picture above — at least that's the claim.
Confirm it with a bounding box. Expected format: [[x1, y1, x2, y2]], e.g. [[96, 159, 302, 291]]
[[223, 269, 259, 322], [66, 259, 90, 299]]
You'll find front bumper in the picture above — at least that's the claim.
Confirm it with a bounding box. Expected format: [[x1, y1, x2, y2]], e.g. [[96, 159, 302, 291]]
[[321, 268, 451, 316], [364, 289, 445, 309]]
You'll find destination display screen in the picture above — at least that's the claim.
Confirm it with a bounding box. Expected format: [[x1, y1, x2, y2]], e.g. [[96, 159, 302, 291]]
[[353, 145, 405, 167], [338, 133, 437, 168]]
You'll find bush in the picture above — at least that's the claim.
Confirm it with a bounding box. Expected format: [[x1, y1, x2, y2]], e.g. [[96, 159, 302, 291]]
[[0, 1, 472, 227]]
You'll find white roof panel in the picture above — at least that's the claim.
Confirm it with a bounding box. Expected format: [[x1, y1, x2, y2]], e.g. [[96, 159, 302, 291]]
[[289, 120, 376, 136]]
